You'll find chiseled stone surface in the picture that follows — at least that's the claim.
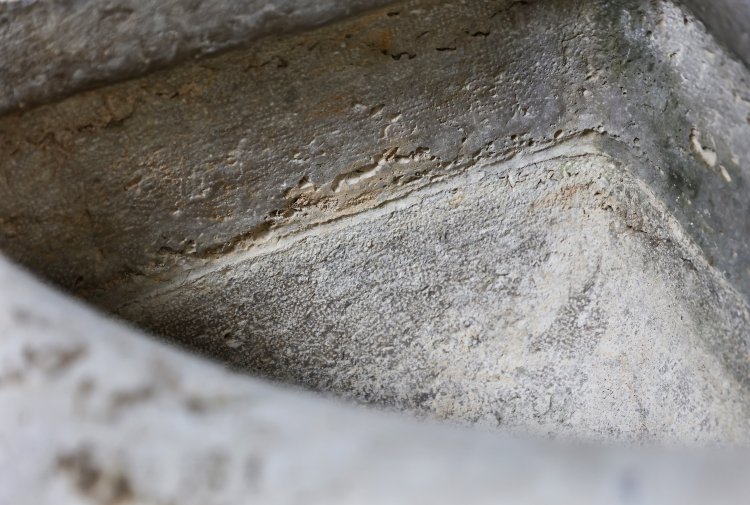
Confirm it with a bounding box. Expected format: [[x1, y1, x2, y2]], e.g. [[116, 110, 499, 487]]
[[0, 0, 750, 502]]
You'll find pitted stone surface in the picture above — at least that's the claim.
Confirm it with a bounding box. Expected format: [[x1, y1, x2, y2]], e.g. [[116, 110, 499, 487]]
[[2, 0, 750, 503]]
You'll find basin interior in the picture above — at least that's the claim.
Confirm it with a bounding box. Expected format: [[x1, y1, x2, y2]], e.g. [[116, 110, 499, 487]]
[[1, 0, 750, 444]]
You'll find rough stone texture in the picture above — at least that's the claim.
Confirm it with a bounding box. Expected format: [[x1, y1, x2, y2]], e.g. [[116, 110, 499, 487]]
[[0, 0, 749, 304], [0, 0, 393, 114], [113, 147, 750, 444], [0, 0, 750, 443], [2, 253, 750, 504], [1, 0, 750, 502], [0, 0, 749, 444], [1, 0, 750, 447]]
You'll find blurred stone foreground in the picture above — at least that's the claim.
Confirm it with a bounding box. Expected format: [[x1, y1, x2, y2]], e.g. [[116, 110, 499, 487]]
[[1, 0, 750, 503]]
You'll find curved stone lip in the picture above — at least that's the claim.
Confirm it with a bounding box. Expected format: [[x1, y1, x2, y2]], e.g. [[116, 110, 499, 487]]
[[1, 251, 750, 504], [0, 0, 395, 115]]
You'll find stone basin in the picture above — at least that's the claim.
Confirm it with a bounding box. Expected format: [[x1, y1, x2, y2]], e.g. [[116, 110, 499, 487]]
[[1, 0, 750, 503]]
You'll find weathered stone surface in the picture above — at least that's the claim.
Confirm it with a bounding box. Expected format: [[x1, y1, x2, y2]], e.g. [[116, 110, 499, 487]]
[[1, 0, 748, 305], [0, 0, 393, 114], [0, 0, 749, 483], [114, 148, 750, 443], [1, 0, 750, 502]]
